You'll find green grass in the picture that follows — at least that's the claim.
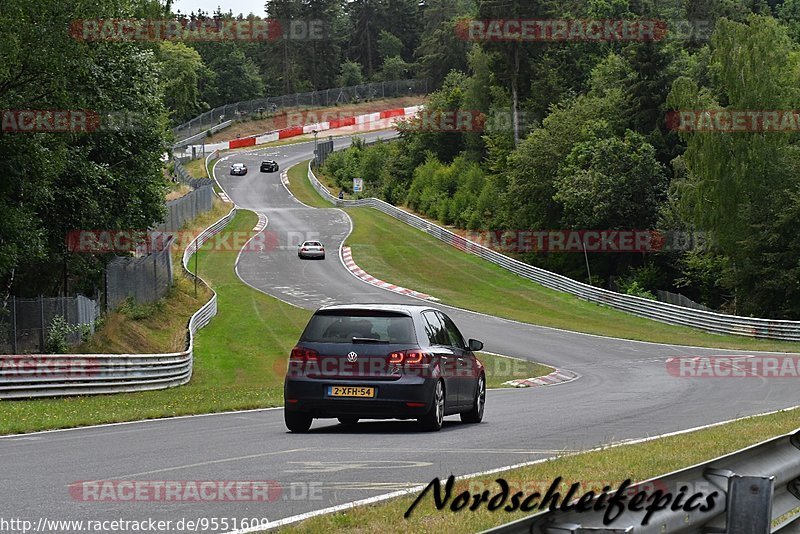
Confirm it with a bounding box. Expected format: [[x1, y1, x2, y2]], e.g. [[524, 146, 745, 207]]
[[0, 211, 311, 435], [285, 407, 800, 533], [343, 208, 799, 352], [182, 157, 209, 179], [479, 352, 553, 389], [287, 160, 333, 208]]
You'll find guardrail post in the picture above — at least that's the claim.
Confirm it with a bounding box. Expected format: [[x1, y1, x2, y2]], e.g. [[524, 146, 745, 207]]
[[726, 475, 773, 533], [705, 468, 773, 534]]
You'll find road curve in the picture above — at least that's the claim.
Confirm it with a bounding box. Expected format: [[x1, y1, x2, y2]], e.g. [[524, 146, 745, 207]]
[[0, 131, 797, 532]]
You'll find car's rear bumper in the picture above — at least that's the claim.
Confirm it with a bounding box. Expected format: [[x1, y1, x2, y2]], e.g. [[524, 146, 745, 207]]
[[284, 376, 435, 418], [298, 251, 325, 258]]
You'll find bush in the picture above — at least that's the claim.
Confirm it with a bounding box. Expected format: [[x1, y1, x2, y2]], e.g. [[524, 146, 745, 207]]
[[118, 297, 164, 321], [45, 315, 81, 354], [620, 280, 657, 300]]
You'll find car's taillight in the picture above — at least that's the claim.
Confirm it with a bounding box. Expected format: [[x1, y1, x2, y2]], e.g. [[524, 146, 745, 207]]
[[290, 346, 319, 363], [388, 350, 431, 367]]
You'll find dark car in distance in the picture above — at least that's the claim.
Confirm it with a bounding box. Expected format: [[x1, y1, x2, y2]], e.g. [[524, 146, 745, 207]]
[[283, 304, 486, 432], [260, 160, 279, 172]]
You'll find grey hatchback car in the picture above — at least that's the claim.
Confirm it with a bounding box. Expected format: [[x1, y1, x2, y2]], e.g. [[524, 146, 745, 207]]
[[283, 304, 486, 432]]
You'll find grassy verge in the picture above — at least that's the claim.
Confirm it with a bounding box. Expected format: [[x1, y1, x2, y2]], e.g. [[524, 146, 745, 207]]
[[284, 407, 800, 533], [291, 163, 799, 351], [182, 157, 209, 179], [343, 208, 799, 352], [479, 353, 553, 389], [286, 160, 333, 208], [0, 210, 310, 435]]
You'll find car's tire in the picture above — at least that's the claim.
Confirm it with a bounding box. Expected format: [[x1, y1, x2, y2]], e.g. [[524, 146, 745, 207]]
[[285, 411, 312, 433], [320, 254, 325, 260], [460, 374, 486, 424], [418, 380, 445, 432], [337, 417, 358, 426]]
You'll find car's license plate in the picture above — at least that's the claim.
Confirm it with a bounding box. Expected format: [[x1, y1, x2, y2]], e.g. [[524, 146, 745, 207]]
[[327, 386, 375, 398]]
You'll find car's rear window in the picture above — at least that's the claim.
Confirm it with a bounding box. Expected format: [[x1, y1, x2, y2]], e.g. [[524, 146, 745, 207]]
[[300, 311, 416, 343]]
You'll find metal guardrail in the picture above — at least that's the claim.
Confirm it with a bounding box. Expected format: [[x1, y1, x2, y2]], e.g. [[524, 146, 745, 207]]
[[173, 119, 234, 149], [307, 161, 800, 341], [479, 428, 800, 533], [0, 207, 237, 399]]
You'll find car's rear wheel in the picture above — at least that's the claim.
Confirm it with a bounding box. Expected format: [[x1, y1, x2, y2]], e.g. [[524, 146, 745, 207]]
[[418, 380, 445, 431], [285, 411, 312, 433], [460, 374, 485, 424], [337, 417, 358, 426]]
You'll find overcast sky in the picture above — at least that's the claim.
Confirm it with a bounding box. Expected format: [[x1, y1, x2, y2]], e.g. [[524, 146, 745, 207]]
[[171, 0, 266, 17]]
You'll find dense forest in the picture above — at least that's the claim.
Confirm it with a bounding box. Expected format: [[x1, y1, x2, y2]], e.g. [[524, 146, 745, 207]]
[[3, 0, 800, 320], [321, 0, 800, 319]]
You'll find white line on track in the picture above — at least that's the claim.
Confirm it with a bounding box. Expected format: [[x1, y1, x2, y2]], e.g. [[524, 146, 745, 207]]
[[226, 404, 800, 533]]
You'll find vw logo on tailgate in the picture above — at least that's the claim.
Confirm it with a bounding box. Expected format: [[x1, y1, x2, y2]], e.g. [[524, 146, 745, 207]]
[[347, 352, 358, 362]]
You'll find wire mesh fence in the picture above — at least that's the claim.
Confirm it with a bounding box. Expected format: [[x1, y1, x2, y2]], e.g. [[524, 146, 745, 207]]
[[157, 185, 214, 232], [172, 78, 429, 142], [174, 158, 214, 189], [106, 237, 175, 312], [0, 295, 100, 354]]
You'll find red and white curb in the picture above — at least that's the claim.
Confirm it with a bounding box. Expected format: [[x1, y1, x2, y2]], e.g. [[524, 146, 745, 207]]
[[341, 246, 438, 301], [280, 170, 289, 187], [253, 213, 268, 233], [218, 190, 231, 203], [503, 368, 579, 388]]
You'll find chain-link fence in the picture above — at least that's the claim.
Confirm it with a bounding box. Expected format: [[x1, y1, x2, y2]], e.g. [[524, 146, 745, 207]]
[[0, 295, 100, 354], [174, 158, 214, 189], [657, 289, 712, 311], [173, 78, 429, 143], [106, 237, 175, 311], [157, 185, 214, 232]]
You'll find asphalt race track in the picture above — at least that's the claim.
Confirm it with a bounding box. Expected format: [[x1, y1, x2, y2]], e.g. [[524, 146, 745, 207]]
[[1, 131, 798, 531]]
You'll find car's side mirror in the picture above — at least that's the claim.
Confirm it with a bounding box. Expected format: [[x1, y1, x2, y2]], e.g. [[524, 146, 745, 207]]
[[468, 339, 483, 352]]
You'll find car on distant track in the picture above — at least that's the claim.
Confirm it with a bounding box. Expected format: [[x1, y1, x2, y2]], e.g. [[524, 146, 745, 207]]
[[230, 163, 247, 175], [260, 160, 279, 172], [283, 304, 486, 433], [298, 241, 325, 259]]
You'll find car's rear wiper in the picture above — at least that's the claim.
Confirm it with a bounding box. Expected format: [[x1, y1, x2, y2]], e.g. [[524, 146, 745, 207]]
[[351, 337, 389, 344]]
